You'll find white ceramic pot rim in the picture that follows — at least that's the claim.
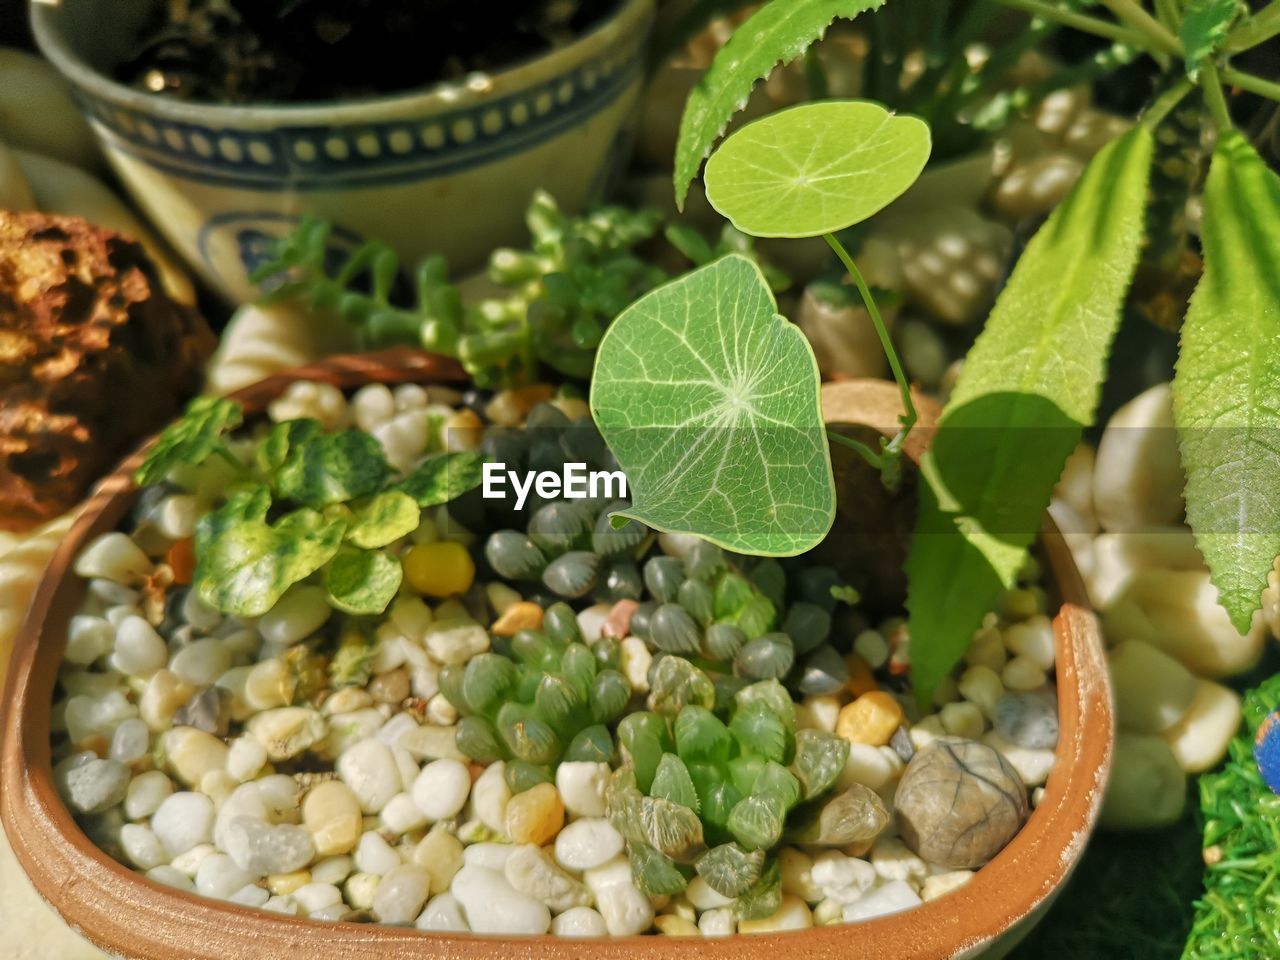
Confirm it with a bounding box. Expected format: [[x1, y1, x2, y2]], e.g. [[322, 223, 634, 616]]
[[30, 0, 654, 127]]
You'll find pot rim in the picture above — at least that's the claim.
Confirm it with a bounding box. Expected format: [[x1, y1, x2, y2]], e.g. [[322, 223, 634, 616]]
[[30, 0, 655, 127], [0, 351, 1114, 960]]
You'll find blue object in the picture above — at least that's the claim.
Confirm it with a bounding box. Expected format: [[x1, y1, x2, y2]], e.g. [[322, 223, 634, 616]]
[[1255, 709, 1280, 795]]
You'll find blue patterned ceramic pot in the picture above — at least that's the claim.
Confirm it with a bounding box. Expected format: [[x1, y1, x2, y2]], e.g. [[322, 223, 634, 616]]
[[30, 0, 655, 302]]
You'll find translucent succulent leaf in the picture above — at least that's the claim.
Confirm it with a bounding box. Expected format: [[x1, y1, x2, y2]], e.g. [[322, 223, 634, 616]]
[[497, 702, 562, 765], [782, 602, 832, 655], [590, 255, 835, 557], [629, 841, 690, 896], [734, 680, 796, 730], [792, 728, 850, 799], [534, 674, 584, 732], [748, 559, 787, 609], [675, 705, 732, 766], [729, 755, 766, 796], [606, 768, 648, 845], [704, 622, 747, 661], [696, 771, 744, 837], [618, 712, 675, 793], [564, 724, 616, 764], [648, 656, 717, 716], [754, 761, 802, 811], [705, 101, 930, 239], [651, 753, 701, 812], [728, 793, 787, 851], [697, 842, 766, 898], [590, 670, 632, 723], [648, 603, 703, 655], [730, 701, 790, 764], [438, 664, 469, 713], [734, 632, 796, 680], [559, 643, 599, 700], [785, 784, 889, 845], [455, 715, 504, 762], [734, 857, 782, 921], [504, 760, 553, 794], [714, 573, 778, 639], [641, 795, 707, 862], [677, 579, 715, 626], [544, 602, 584, 645], [511, 629, 553, 666], [462, 653, 518, 716]]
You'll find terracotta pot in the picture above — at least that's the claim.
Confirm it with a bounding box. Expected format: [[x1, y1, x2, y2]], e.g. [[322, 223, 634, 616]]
[[0, 351, 1112, 960]]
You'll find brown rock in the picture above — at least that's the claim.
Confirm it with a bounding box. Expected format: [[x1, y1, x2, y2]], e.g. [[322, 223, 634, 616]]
[[894, 737, 1028, 870], [0, 211, 213, 530]]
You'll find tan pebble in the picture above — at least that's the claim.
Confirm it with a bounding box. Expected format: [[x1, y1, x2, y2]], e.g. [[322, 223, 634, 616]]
[[1160, 680, 1241, 773], [797, 694, 842, 734], [324, 688, 374, 716], [957, 665, 1004, 719], [603, 600, 639, 639], [1001, 656, 1047, 692], [836, 691, 904, 746], [655, 914, 701, 936], [369, 668, 411, 705], [485, 385, 555, 427], [486, 582, 523, 617], [140, 670, 196, 731], [963, 625, 1006, 672], [921, 870, 973, 901], [444, 408, 484, 451], [939, 702, 985, 740], [268, 870, 311, 896], [492, 602, 544, 637], [303, 781, 364, 857], [160, 728, 228, 787], [505, 783, 565, 847], [247, 707, 328, 761], [1109, 639, 1197, 733], [738, 894, 813, 933], [908, 715, 946, 750], [413, 825, 464, 892]]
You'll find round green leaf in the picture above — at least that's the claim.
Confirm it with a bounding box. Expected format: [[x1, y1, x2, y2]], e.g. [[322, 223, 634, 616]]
[[347, 490, 421, 549], [704, 100, 931, 239], [323, 547, 403, 615]]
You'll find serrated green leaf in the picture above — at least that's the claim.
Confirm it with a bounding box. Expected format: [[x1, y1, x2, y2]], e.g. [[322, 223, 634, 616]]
[[323, 547, 403, 615], [651, 753, 701, 811], [1173, 131, 1280, 632], [705, 100, 930, 239], [674, 705, 732, 765], [792, 728, 850, 798], [274, 428, 389, 507], [629, 841, 690, 896], [395, 450, 485, 507], [673, 0, 888, 208], [135, 396, 243, 487], [345, 490, 421, 548], [727, 793, 786, 850], [590, 254, 834, 556], [641, 795, 706, 861], [696, 842, 765, 898], [905, 126, 1153, 703], [256, 419, 322, 476], [1181, 0, 1240, 76], [729, 701, 790, 764], [733, 857, 781, 920], [194, 486, 347, 617]]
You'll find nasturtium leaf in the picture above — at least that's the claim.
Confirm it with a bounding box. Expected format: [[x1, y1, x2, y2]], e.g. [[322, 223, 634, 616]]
[[274, 428, 389, 507], [194, 486, 347, 617], [135, 396, 243, 487], [1180, 0, 1240, 77], [395, 450, 485, 507], [905, 126, 1154, 703], [590, 254, 834, 556], [673, 0, 888, 209], [346, 490, 421, 548], [324, 547, 402, 615], [1173, 131, 1280, 632], [256, 419, 322, 476], [704, 100, 931, 239]]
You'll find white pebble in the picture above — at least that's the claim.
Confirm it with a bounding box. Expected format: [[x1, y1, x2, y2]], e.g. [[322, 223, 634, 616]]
[[779, 847, 823, 903], [259, 586, 331, 648], [554, 818, 623, 872], [312, 856, 354, 886], [552, 906, 609, 937], [74, 532, 152, 584], [416, 892, 469, 932], [957, 664, 1005, 719], [685, 875, 735, 910], [1005, 616, 1055, 670], [619, 637, 652, 693], [152, 792, 215, 856], [422, 620, 489, 665], [699, 907, 735, 937], [262, 895, 300, 915], [147, 866, 195, 892], [463, 842, 517, 871], [922, 870, 973, 901], [1002, 655, 1047, 692], [226, 737, 268, 782], [170, 844, 215, 878], [121, 823, 169, 870], [471, 762, 511, 836], [939, 702, 985, 740], [373, 864, 432, 923], [294, 882, 344, 914], [223, 817, 315, 876], [838, 742, 896, 792], [125, 770, 174, 820], [229, 884, 270, 908], [182, 591, 223, 633], [450, 865, 551, 935], [1161, 679, 1242, 773], [504, 844, 590, 912], [355, 831, 402, 876], [109, 718, 150, 764], [380, 792, 428, 835], [1109, 639, 1197, 733], [412, 758, 471, 820], [842, 879, 922, 922], [982, 731, 1057, 786], [551, 760, 604, 818], [739, 894, 813, 933], [195, 853, 256, 900], [869, 837, 927, 883], [111, 616, 168, 677], [156, 494, 199, 540], [594, 879, 654, 937], [247, 707, 328, 761], [170, 639, 231, 687], [65, 615, 114, 665], [345, 872, 381, 910], [337, 738, 403, 814], [353, 383, 396, 431], [64, 758, 131, 814], [810, 851, 876, 905]]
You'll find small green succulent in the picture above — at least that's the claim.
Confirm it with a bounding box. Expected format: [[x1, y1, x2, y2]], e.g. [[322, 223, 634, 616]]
[[438, 602, 631, 793]]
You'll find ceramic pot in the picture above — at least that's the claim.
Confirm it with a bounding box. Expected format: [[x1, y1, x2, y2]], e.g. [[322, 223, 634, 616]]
[[0, 354, 1112, 959], [29, 0, 655, 302]]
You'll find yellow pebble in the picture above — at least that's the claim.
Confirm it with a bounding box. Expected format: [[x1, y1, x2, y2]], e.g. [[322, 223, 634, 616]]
[[403, 541, 475, 598], [267, 870, 311, 896], [836, 691, 905, 746], [505, 782, 565, 847], [492, 601, 545, 637], [655, 914, 701, 936]]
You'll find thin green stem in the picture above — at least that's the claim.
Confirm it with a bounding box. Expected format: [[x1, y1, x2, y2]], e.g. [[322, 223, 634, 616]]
[[823, 233, 917, 457], [1141, 77, 1195, 129], [1221, 65, 1280, 104], [1225, 0, 1280, 52], [1201, 62, 1234, 130], [826, 430, 885, 470], [1152, 0, 1179, 31], [992, 0, 1150, 47], [1097, 0, 1182, 56]]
